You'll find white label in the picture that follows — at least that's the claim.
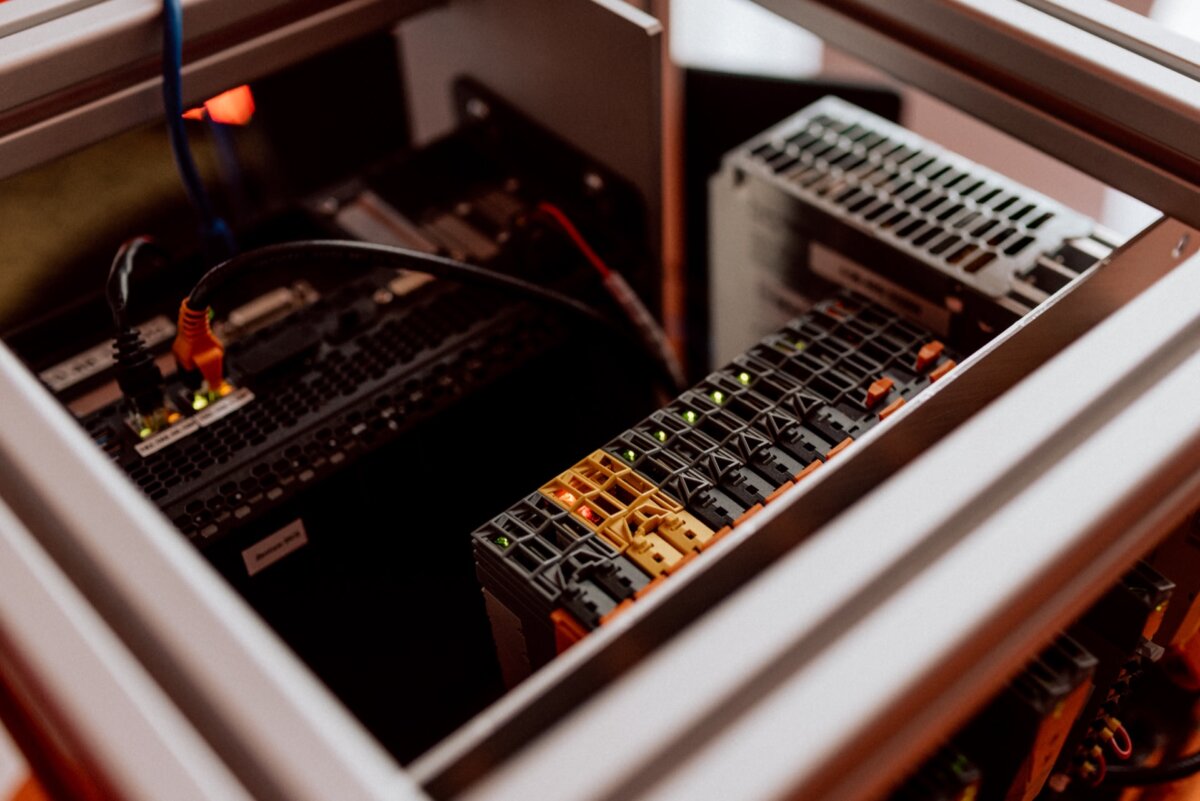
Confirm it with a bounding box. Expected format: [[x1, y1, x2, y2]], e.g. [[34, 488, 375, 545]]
[[0, 720, 30, 800], [133, 419, 200, 457], [809, 242, 952, 335], [243, 519, 309, 576], [191, 387, 255, 427], [135, 388, 255, 457], [39, 316, 175, 393]]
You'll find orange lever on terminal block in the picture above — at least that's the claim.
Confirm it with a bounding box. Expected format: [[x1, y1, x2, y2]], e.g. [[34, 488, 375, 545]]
[[865, 377, 894, 409], [916, 341, 945, 371]]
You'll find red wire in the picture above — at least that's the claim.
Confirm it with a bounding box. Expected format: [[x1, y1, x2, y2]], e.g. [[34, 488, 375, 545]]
[[535, 202, 613, 279], [1109, 724, 1134, 760], [1091, 751, 1109, 785]]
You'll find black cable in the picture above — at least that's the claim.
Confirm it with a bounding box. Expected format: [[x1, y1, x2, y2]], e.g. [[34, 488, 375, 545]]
[[1104, 752, 1200, 786], [106, 237, 163, 330], [186, 239, 686, 393], [105, 238, 167, 417]]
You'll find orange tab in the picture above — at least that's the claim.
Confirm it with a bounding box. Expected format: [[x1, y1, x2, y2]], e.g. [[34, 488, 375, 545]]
[[599, 598, 635, 626], [733, 503, 764, 527], [916, 341, 945, 371], [708, 526, 733, 546], [929, 359, 957, 382], [795, 461, 823, 482], [878, 397, 906, 420], [1144, 600, 1169, 641], [765, 480, 795, 504], [634, 575, 669, 600], [826, 437, 854, 460], [664, 551, 700, 576], [864, 377, 894, 409], [551, 609, 589, 652]]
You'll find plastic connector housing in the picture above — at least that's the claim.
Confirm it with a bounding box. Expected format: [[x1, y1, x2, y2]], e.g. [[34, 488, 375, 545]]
[[112, 327, 165, 418], [173, 300, 225, 390], [540, 450, 717, 577]]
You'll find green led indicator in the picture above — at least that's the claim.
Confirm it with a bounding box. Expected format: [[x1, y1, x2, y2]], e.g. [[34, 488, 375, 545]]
[[737, 371, 752, 385], [794, 340, 807, 351], [709, 390, 726, 404], [138, 426, 153, 439], [493, 535, 512, 549], [654, 429, 668, 442], [681, 409, 698, 424], [621, 448, 637, 462]]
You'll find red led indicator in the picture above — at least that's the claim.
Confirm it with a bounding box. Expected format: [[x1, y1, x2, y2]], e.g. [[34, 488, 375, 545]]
[[183, 85, 256, 126]]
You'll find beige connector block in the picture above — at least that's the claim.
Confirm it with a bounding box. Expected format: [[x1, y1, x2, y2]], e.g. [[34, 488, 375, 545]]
[[540, 450, 716, 577]]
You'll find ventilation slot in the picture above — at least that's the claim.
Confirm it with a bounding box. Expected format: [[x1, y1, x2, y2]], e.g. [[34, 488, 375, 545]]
[[1004, 235, 1036, 256]]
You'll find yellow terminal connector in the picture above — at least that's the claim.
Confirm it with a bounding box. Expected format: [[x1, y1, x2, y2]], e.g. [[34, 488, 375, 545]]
[[173, 299, 226, 391]]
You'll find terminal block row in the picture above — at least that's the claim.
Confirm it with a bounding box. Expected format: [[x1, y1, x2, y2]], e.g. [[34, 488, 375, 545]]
[[473, 291, 962, 680], [956, 635, 1096, 801]]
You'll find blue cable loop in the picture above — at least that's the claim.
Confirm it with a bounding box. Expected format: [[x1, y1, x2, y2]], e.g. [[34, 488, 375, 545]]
[[161, 0, 237, 259]]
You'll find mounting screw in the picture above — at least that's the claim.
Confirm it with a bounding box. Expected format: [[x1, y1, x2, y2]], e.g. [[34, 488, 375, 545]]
[[466, 98, 490, 120], [1173, 232, 1191, 259], [584, 171, 605, 194], [317, 196, 340, 216]]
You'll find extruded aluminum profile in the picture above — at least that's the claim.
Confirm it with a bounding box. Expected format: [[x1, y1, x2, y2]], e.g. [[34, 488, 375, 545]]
[[1017, 0, 1200, 82], [747, 0, 1200, 233], [628, 250, 1200, 801], [0, 499, 254, 801], [453, 223, 1200, 801], [0, 0, 107, 38], [0, 0, 436, 182], [0, 340, 419, 801], [414, 220, 1196, 796]]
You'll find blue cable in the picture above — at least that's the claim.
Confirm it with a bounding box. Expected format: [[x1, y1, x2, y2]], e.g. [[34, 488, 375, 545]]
[[161, 0, 236, 259]]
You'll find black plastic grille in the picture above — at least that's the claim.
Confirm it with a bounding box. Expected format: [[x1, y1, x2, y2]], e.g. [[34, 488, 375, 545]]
[[88, 278, 557, 540]]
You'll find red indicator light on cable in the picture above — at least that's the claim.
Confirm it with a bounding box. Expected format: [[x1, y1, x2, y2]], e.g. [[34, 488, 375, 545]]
[[183, 85, 256, 126]]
